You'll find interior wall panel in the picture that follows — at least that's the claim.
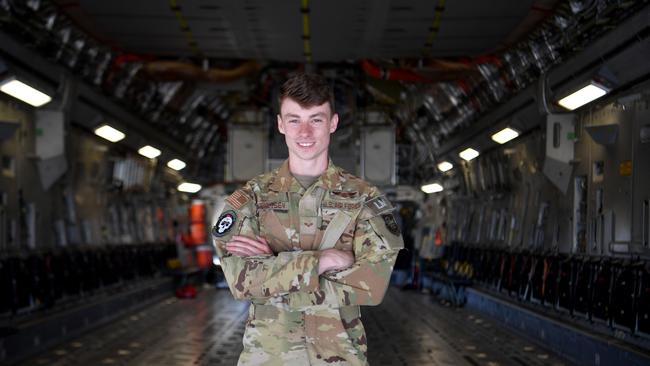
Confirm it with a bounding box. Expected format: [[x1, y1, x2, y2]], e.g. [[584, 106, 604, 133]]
[[436, 86, 650, 259]]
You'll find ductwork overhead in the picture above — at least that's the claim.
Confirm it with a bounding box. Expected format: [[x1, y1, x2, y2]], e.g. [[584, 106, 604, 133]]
[[0, 0, 646, 184]]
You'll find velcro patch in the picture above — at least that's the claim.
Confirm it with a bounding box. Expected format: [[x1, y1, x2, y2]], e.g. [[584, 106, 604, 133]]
[[226, 189, 250, 209], [382, 213, 401, 236], [365, 195, 393, 216], [213, 210, 237, 237], [258, 201, 289, 210], [322, 201, 362, 210]]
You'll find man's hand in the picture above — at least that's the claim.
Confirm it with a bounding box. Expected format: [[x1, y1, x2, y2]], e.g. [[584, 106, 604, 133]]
[[226, 235, 273, 257], [318, 248, 355, 275]]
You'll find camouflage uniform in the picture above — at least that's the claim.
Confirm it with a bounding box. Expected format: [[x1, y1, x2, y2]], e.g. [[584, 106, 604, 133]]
[[212, 159, 404, 365]]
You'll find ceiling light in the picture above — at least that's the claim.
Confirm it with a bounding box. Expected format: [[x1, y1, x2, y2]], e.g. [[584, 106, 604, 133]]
[[437, 161, 453, 172], [459, 148, 480, 161], [138, 145, 161, 159], [557, 82, 609, 111], [94, 124, 125, 143], [421, 183, 443, 194], [167, 159, 186, 171], [0, 77, 52, 107], [178, 182, 202, 193], [491, 127, 520, 144]]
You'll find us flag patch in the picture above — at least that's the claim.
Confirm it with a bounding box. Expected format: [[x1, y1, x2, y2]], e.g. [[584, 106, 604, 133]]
[[226, 189, 250, 209]]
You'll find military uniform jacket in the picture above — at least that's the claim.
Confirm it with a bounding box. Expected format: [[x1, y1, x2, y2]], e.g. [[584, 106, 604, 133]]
[[212, 159, 404, 366]]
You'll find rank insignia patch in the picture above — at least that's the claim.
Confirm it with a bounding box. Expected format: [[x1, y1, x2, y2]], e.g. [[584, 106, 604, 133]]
[[213, 210, 237, 237], [382, 213, 400, 236]]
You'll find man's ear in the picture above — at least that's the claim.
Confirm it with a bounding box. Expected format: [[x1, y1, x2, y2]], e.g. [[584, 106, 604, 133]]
[[329, 113, 339, 133], [277, 114, 285, 135]]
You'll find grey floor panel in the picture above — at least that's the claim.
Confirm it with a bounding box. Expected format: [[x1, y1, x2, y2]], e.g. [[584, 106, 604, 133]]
[[16, 287, 572, 366], [364, 290, 570, 366]]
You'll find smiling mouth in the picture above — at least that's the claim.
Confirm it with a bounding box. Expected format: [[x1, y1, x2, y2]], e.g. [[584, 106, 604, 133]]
[[297, 142, 315, 147]]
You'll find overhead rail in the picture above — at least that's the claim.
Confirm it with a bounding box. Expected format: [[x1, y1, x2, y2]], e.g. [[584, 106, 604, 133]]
[[435, 5, 650, 160], [0, 31, 192, 168]]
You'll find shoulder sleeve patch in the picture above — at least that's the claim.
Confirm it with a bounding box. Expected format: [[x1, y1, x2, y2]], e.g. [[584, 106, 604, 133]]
[[226, 189, 251, 210], [212, 210, 237, 237], [381, 213, 401, 236], [364, 195, 394, 217], [367, 212, 404, 249]]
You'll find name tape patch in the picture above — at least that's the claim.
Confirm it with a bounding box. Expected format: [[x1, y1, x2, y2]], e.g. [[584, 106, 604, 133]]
[[322, 201, 362, 210], [258, 201, 289, 210]]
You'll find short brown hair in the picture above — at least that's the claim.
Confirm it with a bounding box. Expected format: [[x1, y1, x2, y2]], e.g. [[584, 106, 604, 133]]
[[279, 72, 335, 113]]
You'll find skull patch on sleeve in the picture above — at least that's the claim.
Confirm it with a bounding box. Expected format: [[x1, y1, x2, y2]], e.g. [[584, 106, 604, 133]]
[[213, 210, 237, 237]]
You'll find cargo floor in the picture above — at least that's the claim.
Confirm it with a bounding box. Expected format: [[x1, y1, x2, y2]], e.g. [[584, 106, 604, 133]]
[[16, 287, 572, 366]]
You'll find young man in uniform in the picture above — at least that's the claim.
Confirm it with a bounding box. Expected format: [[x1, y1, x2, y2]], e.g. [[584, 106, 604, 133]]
[[212, 72, 403, 365]]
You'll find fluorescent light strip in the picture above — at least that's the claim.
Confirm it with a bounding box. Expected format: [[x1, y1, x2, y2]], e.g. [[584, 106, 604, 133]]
[[178, 182, 202, 193], [491, 127, 520, 144], [558, 83, 609, 111], [459, 148, 480, 161], [421, 183, 443, 194], [437, 161, 453, 172], [0, 78, 52, 107], [94, 124, 125, 143], [138, 145, 161, 159], [167, 159, 186, 171]]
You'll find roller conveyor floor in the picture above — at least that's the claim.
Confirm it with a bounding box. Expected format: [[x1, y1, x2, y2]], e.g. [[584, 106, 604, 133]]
[[16, 288, 572, 366]]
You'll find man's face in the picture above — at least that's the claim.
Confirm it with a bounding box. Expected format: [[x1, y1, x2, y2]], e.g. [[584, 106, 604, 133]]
[[277, 98, 338, 164]]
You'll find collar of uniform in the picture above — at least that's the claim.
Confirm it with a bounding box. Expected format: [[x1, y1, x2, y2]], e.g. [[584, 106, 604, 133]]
[[269, 158, 341, 192]]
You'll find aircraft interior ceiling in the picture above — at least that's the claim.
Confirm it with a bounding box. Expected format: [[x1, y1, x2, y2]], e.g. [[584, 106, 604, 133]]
[[0, 0, 645, 184]]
